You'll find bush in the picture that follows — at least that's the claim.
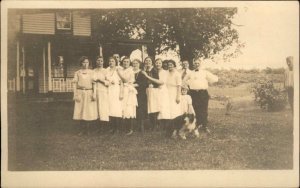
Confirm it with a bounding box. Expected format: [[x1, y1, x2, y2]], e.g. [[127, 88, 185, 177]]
[[263, 67, 273, 74], [251, 80, 287, 112], [272, 68, 285, 74]]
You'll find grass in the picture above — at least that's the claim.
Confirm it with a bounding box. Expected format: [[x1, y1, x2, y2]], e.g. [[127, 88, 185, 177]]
[[208, 83, 252, 98], [8, 90, 293, 170]]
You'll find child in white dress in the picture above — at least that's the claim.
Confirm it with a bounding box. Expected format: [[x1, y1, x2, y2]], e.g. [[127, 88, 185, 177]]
[[180, 85, 195, 115], [172, 85, 197, 139]]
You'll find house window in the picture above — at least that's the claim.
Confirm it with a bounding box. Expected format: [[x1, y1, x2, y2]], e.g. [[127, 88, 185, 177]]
[[56, 12, 72, 30], [52, 56, 65, 78]]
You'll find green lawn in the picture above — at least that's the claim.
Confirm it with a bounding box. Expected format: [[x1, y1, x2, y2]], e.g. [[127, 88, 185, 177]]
[[8, 96, 293, 170]]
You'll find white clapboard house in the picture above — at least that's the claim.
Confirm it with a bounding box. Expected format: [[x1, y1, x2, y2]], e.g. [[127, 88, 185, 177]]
[[7, 9, 150, 96]]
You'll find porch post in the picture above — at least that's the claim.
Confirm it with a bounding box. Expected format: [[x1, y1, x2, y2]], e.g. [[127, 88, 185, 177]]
[[43, 46, 46, 93], [99, 43, 103, 56], [22, 46, 25, 94], [141, 45, 146, 61], [48, 42, 52, 91], [16, 41, 20, 91]]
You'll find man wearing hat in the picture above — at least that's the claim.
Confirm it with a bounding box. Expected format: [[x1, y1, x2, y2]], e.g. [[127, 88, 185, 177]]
[[284, 56, 294, 113]]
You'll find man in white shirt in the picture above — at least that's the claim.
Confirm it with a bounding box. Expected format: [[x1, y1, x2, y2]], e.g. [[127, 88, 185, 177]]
[[284, 56, 294, 113], [184, 58, 218, 133]]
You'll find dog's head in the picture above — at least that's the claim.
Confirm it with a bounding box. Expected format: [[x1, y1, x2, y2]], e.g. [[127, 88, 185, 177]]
[[183, 113, 195, 126]]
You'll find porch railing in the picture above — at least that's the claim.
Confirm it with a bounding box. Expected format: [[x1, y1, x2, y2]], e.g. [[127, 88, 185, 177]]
[[52, 78, 74, 92], [8, 78, 16, 92]]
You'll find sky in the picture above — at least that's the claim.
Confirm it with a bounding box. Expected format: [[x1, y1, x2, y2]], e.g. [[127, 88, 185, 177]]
[[204, 2, 299, 69], [128, 2, 299, 70]]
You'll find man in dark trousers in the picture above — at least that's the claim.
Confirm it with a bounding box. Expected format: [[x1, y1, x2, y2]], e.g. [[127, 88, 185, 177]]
[[185, 58, 218, 133]]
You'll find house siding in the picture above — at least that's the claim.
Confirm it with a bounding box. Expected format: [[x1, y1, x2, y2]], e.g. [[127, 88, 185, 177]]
[[22, 13, 55, 35], [73, 12, 91, 36]]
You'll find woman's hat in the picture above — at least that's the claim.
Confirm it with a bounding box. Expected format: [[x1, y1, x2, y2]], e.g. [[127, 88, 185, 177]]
[[181, 84, 189, 90]]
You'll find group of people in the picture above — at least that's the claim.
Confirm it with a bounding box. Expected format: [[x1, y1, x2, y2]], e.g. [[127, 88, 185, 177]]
[[72, 53, 218, 137]]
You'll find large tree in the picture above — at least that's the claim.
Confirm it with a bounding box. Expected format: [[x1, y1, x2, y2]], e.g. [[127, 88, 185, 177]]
[[92, 8, 243, 63]]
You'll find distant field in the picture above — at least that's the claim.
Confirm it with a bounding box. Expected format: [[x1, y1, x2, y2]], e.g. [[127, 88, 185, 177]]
[[207, 69, 284, 88], [209, 83, 252, 98]]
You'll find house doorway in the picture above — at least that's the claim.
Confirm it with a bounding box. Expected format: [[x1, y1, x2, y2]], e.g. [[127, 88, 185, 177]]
[[24, 41, 44, 96]]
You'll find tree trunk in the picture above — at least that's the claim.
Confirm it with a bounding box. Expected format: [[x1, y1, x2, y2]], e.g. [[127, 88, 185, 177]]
[[147, 43, 156, 57], [179, 41, 194, 68]]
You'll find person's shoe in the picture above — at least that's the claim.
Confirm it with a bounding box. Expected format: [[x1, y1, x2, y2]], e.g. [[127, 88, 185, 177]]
[[96, 129, 102, 134], [110, 129, 118, 134], [179, 134, 187, 140], [126, 130, 133, 136], [78, 131, 84, 136], [171, 130, 178, 139], [194, 129, 200, 138], [204, 127, 211, 134]]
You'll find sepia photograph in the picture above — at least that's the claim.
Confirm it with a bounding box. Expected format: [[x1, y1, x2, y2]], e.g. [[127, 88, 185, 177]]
[[1, 1, 299, 187]]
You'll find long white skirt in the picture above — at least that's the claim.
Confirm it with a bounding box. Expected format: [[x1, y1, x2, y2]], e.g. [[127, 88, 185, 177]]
[[73, 90, 98, 121], [146, 88, 160, 113], [95, 88, 110, 121], [122, 85, 137, 119], [158, 85, 171, 120], [108, 84, 123, 117], [168, 86, 182, 119]]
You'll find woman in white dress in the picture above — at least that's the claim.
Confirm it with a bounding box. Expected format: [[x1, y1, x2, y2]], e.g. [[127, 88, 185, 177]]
[[73, 56, 98, 135], [93, 56, 110, 132], [117, 57, 137, 135], [155, 58, 171, 130], [106, 57, 123, 133], [166, 60, 182, 136]]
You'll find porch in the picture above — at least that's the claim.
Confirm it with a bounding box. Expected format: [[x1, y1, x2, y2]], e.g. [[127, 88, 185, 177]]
[[8, 38, 151, 96]]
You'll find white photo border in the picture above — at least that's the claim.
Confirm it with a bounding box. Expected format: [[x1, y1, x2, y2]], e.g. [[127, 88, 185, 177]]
[[1, 1, 299, 187]]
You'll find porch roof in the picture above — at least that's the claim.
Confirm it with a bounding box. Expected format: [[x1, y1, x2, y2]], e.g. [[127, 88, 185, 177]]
[[101, 38, 152, 45]]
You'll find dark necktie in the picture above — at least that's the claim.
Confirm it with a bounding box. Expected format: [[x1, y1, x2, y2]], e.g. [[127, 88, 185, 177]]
[[195, 69, 199, 72]]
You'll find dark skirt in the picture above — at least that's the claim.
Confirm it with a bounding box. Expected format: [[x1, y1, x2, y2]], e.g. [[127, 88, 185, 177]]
[[136, 93, 148, 120]]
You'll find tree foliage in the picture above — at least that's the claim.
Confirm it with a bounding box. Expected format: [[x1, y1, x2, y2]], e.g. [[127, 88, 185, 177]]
[[92, 8, 243, 62]]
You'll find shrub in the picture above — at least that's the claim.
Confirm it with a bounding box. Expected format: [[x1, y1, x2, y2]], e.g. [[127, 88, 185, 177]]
[[263, 67, 273, 74], [272, 68, 285, 74], [251, 80, 287, 112]]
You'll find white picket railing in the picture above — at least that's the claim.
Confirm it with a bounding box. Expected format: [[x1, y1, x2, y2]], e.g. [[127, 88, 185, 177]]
[[52, 78, 74, 92], [8, 78, 16, 91]]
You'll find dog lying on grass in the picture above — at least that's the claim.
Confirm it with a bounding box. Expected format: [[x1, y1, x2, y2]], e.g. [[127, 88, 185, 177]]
[[171, 113, 199, 140]]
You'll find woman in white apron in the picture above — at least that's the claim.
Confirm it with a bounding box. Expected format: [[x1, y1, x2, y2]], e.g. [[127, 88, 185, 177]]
[[106, 57, 123, 133], [117, 57, 137, 135], [141, 57, 164, 131], [155, 58, 171, 131], [93, 56, 110, 133]]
